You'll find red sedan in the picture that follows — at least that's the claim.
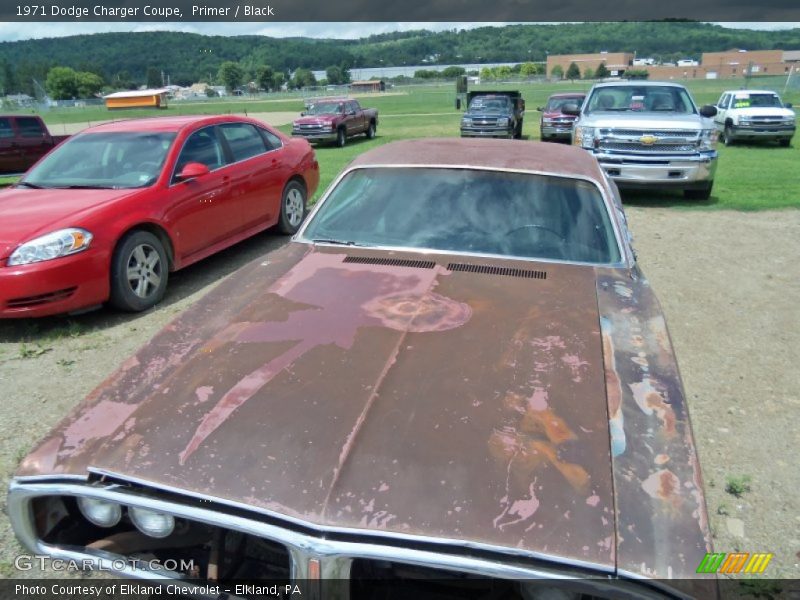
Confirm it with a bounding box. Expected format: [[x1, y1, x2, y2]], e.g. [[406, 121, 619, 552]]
[[0, 115, 319, 318]]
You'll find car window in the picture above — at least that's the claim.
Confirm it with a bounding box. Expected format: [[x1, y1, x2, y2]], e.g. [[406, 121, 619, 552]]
[[545, 97, 584, 111], [260, 128, 283, 151], [175, 127, 225, 175], [219, 123, 267, 162], [16, 117, 45, 138], [718, 94, 729, 109], [586, 86, 695, 114], [303, 167, 621, 265], [0, 118, 13, 139]]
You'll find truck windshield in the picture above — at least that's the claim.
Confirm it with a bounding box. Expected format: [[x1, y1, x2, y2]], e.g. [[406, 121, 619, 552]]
[[468, 97, 510, 113], [586, 86, 696, 114], [732, 94, 783, 108], [306, 102, 345, 115], [22, 132, 176, 189], [546, 97, 585, 111], [303, 167, 621, 265]]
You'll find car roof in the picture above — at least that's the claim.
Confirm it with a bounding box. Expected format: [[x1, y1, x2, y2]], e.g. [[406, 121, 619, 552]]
[[723, 89, 779, 95], [592, 81, 688, 89], [84, 115, 259, 134], [348, 138, 606, 182], [548, 92, 586, 98]]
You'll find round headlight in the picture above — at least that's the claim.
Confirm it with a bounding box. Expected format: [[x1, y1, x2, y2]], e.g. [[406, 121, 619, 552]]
[[77, 497, 122, 528], [129, 507, 175, 538]]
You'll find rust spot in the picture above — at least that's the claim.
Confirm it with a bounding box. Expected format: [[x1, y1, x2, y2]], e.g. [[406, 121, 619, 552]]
[[641, 469, 682, 509], [521, 408, 575, 445]]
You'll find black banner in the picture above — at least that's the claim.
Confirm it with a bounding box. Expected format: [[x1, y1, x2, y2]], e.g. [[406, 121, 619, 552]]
[[2, 0, 800, 22]]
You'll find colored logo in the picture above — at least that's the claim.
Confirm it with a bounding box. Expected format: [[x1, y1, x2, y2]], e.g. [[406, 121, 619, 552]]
[[696, 552, 773, 574], [639, 135, 659, 145]]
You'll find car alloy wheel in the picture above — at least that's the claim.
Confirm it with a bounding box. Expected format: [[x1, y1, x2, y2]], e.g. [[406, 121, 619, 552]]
[[109, 230, 169, 312], [278, 181, 307, 234]]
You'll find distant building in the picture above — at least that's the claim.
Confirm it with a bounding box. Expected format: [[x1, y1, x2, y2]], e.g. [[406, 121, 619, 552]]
[[350, 80, 385, 93], [546, 52, 634, 77], [104, 88, 169, 110]]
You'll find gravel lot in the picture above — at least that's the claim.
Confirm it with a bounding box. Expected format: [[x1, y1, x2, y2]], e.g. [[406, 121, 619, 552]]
[[1, 208, 798, 579]]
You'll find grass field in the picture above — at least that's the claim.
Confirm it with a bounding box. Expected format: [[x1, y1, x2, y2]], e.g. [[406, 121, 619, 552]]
[[8, 77, 800, 210]]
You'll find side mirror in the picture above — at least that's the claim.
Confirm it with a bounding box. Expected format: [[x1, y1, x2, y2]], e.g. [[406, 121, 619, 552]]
[[176, 162, 210, 181], [785, 102, 793, 109], [300, 111, 307, 116], [699, 105, 718, 118], [536, 106, 543, 111], [562, 103, 581, 116], [347, 110, 356, 116]]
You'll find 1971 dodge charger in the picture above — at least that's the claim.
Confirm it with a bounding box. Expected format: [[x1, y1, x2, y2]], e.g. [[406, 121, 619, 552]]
[[8, 139, 714, 598]]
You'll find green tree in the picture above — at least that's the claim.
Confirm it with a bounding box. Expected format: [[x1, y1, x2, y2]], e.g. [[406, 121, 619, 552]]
[[595, 62, 610, 79], [145, 66, 161, 88], [479, 67, 493, 80], [45, 66, 79, 100], [519, 62, 541, 77], [290, 68, 315, 89], [625, 68, 650, 80], [441, 66, 466, 78], [326, 65, 344, 85], [218, 61, 244, 93], [583, 67, 595, 80], [1, 59, 17, 94], [565, 62, 581, 81], [114, 70, 135, 90], [272, 72, 285, 90], [256, 65, 274, 91], [75, 71, 104, 97], [550, 65, 564, 79]]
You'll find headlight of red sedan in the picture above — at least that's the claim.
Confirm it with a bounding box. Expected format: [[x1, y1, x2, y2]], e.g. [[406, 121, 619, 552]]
[[7, 228, 93, 266]]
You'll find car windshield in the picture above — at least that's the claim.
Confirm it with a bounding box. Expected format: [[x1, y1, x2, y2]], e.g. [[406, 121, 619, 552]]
[[22, 131, 176, 189], [468, 97, 510, 113], [585, 86, 696, 114], [546, 96, 584, 111], [732, 93, 783, 108], [302, 167, 621, 265], [306, 102, 344, 115]]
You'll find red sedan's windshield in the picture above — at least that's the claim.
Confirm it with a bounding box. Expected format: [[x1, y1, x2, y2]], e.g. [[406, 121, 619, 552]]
[[23, 131, 176, 189]]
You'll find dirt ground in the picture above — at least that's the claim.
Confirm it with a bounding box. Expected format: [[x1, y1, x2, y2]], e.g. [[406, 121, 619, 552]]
[[0, 208, 798, 579]]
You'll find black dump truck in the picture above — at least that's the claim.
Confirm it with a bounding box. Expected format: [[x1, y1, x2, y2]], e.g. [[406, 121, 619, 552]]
[[460, 91, 525, 139]]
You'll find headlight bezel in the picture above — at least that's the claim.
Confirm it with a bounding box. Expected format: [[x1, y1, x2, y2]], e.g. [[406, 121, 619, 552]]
[[77, 496, 123, 528], [7, 228, 93, 267], [129, 506, 176, 539], [573, 125, 597, 149], [699, 128, 719, 151]]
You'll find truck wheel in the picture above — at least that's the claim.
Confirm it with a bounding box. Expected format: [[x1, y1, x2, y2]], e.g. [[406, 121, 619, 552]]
[[278, 181, 307, 235], [513, 119, 523, 140], [336, 128, 346, 148], [722, 126, 735, 146], [109, 231, 169, 312], [366, 122, 376, 139], [684, 182, 713, 201], [778, 139, 791, 147]]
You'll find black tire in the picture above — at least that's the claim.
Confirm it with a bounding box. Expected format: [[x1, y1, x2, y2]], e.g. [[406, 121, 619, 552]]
[[336, 127, 346, 148], [109, 231, 168, 312], [366, 121, 376, 139], [779, 139, 791, 147], [722, 125, 735, 146], [684, 182, 713, 201], [278, 180, 307, 235]]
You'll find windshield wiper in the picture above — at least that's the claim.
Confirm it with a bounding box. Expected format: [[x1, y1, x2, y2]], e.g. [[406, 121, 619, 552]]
[[311, 238, 370, 247], [15, 181, 44, 189], [57, 185, 119, 190]]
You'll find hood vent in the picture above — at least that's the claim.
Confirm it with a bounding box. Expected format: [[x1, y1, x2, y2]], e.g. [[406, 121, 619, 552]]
[[344, 256, 436, 269], [447, 263, 547, 279]]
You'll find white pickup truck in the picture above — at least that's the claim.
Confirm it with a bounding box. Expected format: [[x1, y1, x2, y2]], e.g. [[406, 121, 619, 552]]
[[713, 89, 795, 147], [565, 81, 719, 200]]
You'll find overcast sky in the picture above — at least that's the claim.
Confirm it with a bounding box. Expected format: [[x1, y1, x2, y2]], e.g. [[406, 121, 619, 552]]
[[0, 22, 797, 43]]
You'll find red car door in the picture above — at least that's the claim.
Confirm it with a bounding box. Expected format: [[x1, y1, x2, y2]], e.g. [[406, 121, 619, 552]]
[[163, 126, 238, 261], [217, 122, 286, 232]]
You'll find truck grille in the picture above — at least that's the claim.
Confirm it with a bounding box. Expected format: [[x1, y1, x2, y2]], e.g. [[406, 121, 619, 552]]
[[471, 118, 498, 125], [294, 125, 329, 134], [598, 129, 699, 154]]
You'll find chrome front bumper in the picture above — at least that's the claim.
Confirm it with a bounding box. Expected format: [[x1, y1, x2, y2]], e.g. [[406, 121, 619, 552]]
[[591, 151, 718, 187]]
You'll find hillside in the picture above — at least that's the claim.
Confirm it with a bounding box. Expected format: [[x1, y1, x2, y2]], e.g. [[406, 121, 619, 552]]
[[1, 22, 799, 96]]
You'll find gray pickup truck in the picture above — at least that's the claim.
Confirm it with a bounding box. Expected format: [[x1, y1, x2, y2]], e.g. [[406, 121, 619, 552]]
[[565, 82, 719, 200]]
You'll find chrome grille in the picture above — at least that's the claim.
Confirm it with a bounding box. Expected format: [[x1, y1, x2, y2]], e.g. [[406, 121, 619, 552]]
[[601, 142, 698, 153], [598, 129, 700, 154], [601, 129, 698, 137]]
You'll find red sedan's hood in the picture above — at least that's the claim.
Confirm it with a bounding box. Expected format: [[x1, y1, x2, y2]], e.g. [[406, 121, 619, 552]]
[[19, 244, 616, 568], [294, 115, 336, 126], [0, 187, 138, 257]]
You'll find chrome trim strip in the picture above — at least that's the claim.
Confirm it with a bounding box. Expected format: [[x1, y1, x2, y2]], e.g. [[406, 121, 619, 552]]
[[294, 163, 630, 269], [9, 479, 616, 582]]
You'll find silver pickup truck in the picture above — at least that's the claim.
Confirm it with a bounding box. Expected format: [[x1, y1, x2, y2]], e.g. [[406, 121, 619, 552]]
[[565, 81, 719, 200]]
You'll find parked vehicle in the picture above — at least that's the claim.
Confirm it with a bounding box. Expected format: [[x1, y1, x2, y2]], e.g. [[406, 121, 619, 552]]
[[0, 115, 69, 175], [0, 115, 319, 318], [538, 92, 586, 142], [460, 91, 525, 139], [714, 89, 795, 146], [9, 139, 715, 598], [291, 98, 378, 147], [567, 81, 719, 199]]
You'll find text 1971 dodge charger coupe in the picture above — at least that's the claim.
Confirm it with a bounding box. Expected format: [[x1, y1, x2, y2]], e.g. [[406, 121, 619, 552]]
[[9, 139, 714, 598], [0, 115, 319, 318]]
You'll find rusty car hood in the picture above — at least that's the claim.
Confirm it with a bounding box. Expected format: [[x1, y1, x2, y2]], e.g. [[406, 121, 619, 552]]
[[20, 243, 617, 568]]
